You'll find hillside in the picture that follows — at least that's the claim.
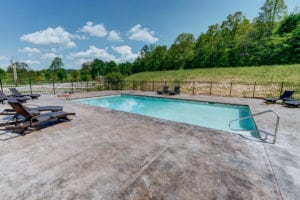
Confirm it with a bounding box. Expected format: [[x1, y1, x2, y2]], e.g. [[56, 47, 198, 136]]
[[125, 64, 300, 83]]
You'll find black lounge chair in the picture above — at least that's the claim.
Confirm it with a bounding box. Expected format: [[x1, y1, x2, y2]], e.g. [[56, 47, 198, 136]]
[[264, 90, 294, 103], [1, 104, 63, 115], [0, 90, 30, 104], [168, 86, 180, 95], [284, 100, 300, 107], [5, 99, 75, 135], [157, 86, 169, 94], [10, 88, 41, 100]]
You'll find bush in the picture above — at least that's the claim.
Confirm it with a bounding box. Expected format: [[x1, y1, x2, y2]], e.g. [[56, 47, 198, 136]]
[[105, 72, 124, 90]]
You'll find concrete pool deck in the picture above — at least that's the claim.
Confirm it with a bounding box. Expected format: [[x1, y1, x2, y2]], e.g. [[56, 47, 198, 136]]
[[0, 91, 299, 199]]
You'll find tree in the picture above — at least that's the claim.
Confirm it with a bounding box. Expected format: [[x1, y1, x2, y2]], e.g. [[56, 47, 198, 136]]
[[286, 22, 300, 63], [278, 13, 300, 35], [165, 33, 195, 69], [0, 68, 6, 80], [146, 45, 167, 71], [140, 45, 150, 58], [70, 70, 80, 81], [132, 57, 146, 73], [118, 62, 133, 75], [258, 0, 287, 36], [49, 57, 64, 71], [91, 59, 105, 79], [105, 72, 124, 90], [56, 68, 67, 81], [104, 61, 118, 74], [7, 62, 30, 73], [80, 62, 92, 81]]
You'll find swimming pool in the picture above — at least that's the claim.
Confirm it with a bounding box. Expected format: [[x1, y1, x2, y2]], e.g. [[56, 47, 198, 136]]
[[73, 94, 258, 137]]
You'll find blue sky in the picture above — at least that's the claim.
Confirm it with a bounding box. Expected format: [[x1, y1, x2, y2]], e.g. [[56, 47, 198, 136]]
[[0, 0, 298, 70]]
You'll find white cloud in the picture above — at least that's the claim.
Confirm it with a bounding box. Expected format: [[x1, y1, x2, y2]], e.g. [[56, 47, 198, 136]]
[[41, 53, 59, 59], [77, 58, 92, 65], [112, 45, 139, 63], [22, 59, 41, 65], [69, 46, 115, 62], [80, 21, 107, 37], [18, 47, 41, 56], [108, 30, 122, 42], [0, 56, 7, 61], [73, 34, 88, 40], [127, 24, 158, 43], [20, 27, 76, 48]]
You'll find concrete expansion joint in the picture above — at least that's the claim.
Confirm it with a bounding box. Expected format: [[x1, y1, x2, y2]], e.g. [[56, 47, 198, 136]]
[[263, 143, 284, 200]]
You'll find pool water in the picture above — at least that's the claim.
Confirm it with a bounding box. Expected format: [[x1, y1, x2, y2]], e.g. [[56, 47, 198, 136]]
[[73, 94, 258, 137]]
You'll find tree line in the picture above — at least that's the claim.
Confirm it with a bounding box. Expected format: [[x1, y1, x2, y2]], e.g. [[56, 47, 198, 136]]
[[0, 0, 299, 83], [132, 0, 299, 72]]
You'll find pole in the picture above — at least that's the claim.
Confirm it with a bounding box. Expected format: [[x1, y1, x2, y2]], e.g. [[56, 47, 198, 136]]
[[71, 80, 74, 93], [152, 80, 154, 91], [229, 82, 233, 96], [29, 79, 32, 94], [52, 79, 56, 95], [253, 82, 256, 98], [193, 81, 195, 95]]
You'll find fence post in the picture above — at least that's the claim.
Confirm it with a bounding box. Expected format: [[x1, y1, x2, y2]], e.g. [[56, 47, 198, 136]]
[[252, 82, 256, 98], [193, 81, 195, 95], [29, 79, 32, 94], [280, 82, 284, 95], [0, 78, 2, 90], [152, 80, 154, 91], [209, 81, 212, 95], [71, 80, 74, 93], [229, 82, 233, 96], [86, 80, 89, 92], [52, 79, 56, 95]]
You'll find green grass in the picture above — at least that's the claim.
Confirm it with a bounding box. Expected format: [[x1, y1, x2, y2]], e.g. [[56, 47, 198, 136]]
[[125, 64, 300, 83]]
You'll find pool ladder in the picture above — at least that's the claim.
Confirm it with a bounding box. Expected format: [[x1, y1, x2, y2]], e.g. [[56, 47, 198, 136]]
[[229, 110, 280, 144]]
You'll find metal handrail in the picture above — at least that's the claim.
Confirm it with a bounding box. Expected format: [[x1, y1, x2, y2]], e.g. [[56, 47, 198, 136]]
[[229, 110, 280, 144]]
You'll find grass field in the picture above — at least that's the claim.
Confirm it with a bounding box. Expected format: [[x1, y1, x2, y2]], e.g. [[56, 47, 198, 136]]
[[125, 64, 300, 83]]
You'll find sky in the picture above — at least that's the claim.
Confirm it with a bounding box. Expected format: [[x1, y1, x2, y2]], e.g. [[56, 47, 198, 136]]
[[0, 0, 298, 71]]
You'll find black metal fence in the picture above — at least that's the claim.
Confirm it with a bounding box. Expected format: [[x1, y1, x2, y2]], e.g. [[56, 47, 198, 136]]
[[0, 79, 299, 99]]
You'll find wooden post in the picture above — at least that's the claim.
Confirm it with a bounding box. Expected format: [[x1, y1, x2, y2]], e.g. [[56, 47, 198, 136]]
[[230, 82, 233, 96], [152, 80, 154, 91], [52, 79, 56, 95], [280, 82, 284, 96], [0, 78, 3, 91], [253, 82, 256, 98], [193, 81, 195, 95], [71, 80, 74, 93], [29, 79, 32, 94], [86, 80, 88, 92]]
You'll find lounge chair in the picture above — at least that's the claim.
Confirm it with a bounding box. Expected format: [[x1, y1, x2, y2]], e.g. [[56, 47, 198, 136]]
[[5, 98, 75, 135], [284, 100, 300, 107], [1, 104, 63, 115], [9, 88, 41, 100], [264, 90, 294, 103], [157, 86, 169, 94], [168, 86, 180, 95], [0, 90, 30, 104]]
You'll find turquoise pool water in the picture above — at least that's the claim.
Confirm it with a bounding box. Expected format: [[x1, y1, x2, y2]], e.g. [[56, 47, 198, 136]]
[[73, 94, 257, 136]]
